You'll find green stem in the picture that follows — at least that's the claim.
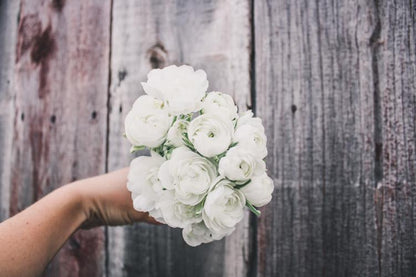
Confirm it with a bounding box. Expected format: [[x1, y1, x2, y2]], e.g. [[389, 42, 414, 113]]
[[234, 179, 251, 189], [246, 201, 261, 217]]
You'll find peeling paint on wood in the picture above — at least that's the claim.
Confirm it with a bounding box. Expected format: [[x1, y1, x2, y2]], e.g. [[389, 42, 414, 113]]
[[5, 0, 112, 276], [0, 0, 20, 221]]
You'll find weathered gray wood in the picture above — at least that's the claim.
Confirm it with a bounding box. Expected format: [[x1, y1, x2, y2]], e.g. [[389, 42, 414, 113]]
[[376, 1, 416, 276], [107, 0, 252, 276], [10, 0, 111, 276], [0, 0, 414, 276], [0, 0, 20, 222], [254, 0, 383, 276]]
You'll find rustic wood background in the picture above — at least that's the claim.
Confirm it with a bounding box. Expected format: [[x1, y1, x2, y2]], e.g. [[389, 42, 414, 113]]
[[0, 0, 415, 276]]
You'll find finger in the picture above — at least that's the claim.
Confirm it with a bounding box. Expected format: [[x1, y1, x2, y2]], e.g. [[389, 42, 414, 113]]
[[130, 211, 162, 225], [146, 216, 162, 225]]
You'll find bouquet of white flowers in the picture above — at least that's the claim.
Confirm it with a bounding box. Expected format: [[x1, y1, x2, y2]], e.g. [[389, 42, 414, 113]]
[[125, 65, 274, 246]]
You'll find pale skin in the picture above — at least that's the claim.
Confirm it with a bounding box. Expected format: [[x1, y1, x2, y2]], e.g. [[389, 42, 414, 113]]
[[0, 168, 158, 277]]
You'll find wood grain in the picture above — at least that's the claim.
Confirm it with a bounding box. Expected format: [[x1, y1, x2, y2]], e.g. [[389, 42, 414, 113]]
[[0, 0, 414, 276], [106, 0, 252, 276], [254, 0, 385, 276], [10, 0, 111, 276], [0, 0, 20, 221], [376, 1, 416, 276]]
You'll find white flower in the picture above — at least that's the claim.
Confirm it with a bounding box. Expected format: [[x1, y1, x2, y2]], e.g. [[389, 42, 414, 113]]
[[127, 152, 165, 212], [148, 208, 165, 224], [240, 173, 274, 207], [202, 179, 246, 235], [124, 95, 172, 148], [236, 110, 263, 130], [188, 114, 233, 157], [157, 191, 202, 228], [234, 111, 267, 159], [182, 221, 224, 247], [201, 91, 238, 121], [166, 119, 189, 147], [141, 65, 209, 115], [158, 147, 217, 205], [218, 147, 265, 181]]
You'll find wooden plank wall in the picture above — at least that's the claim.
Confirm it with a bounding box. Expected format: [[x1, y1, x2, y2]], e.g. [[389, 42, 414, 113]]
[[1, 0, 111, 276], [0, 0, 414, 276], [255, 0, 379, 275], [255, 1, 415, 277], [0, 0, 19, 222]]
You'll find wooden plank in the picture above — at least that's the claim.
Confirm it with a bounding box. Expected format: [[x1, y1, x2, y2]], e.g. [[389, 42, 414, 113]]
[[254, 0, 380, 276], [376, 1, 416, 276], [11, 0, 111, 276], [107, 0, 252, 276], [0, 0, 20, 222]]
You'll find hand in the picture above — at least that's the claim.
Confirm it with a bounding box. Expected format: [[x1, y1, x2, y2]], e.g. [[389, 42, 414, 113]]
[[71, 168, 160, 229]]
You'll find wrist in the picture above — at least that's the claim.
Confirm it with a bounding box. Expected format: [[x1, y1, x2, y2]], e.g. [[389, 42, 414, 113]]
[[68, 178, 107, 229], [63, 181, 91, 227]]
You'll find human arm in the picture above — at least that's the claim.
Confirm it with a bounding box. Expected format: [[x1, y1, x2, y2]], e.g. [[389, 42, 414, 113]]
[[0, 167, 156, 277]]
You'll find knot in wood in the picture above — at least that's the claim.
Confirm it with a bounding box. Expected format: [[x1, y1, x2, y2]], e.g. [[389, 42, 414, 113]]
[[147, 43, 167, 69]]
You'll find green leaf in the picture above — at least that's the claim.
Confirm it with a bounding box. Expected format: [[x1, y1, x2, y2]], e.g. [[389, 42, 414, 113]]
[[246, 201, 261, 217], [185, 114, 193, 121], [171, 115, 178, 126], [130, 145, 146, 153], [194, 198, 206, 214], [229, 142, 238, 148], [179, 113, 193, 121], [151, 144, 166, 157], [182, 133, 196, 152], [165, 147, 174, 159]]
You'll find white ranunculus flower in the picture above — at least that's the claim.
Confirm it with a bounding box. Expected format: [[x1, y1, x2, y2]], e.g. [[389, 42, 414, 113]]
[[141, 65, 209, 115], [158, 147, 217, 205], [236, 110, 264, 130], [201, 91, 238, 121], [157, 191, 202, 228], [240, 173, 274, 207], [218, 147, 265, 181], [166, 119, 189, 147], [127, 152, 165, 212], [234, 113, 267, 159], [124, 95, 172, 148], [182, 221, 225, 247], [148, 208, 165, 224], [202, 179, 246, 235], [188, 114, 233, 157]]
